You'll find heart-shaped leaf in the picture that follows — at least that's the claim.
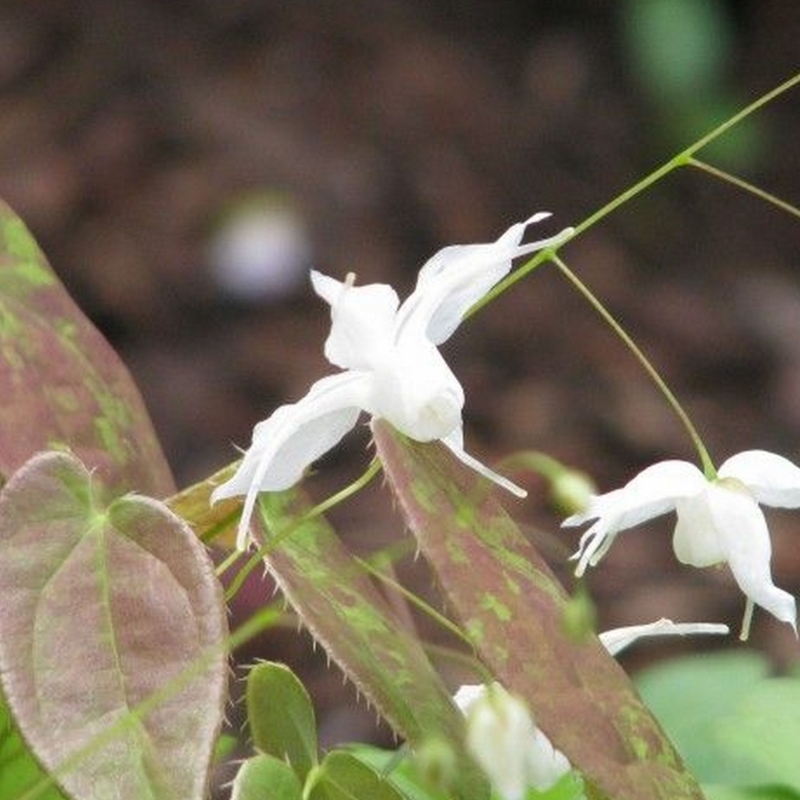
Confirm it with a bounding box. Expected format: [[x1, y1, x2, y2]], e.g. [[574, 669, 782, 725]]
[[0, 199, 174, 496], [373, 420, 704, 800], [0, 450, 228, 800]]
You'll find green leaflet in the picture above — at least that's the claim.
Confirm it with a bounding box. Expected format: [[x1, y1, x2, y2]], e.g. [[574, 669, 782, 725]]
[[231, 754, 304, 800], [246, 662, 318, 781]]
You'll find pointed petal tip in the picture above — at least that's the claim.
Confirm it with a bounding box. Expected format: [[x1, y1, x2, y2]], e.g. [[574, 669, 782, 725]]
[[525, 211, 552, 225]]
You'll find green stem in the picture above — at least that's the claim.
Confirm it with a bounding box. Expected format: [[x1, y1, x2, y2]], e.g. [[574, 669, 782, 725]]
[[551, 253, 717, 478], [688, 157, 800, 221], [223, 460, 382, 602], [473, 70, 800, 314]]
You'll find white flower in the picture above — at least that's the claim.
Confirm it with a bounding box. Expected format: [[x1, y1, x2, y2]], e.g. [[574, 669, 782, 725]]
[[564, 450, 800, 631], [453, 618, 727, 799], [454, 683, 570, 799], [212, 214, 572, 549]]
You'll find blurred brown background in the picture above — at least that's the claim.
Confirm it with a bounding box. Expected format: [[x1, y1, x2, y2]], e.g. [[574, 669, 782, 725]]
[[2, 0, 800, 767]]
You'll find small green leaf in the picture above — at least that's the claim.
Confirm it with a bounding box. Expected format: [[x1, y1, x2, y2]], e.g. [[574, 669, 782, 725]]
[[346, 744, 458, 800], [246, 661, 318, 780], [307, 751, 408, 800], [0, 198, 174, 496], [231, 754, 303, 800], [0, 451, 228, 800]]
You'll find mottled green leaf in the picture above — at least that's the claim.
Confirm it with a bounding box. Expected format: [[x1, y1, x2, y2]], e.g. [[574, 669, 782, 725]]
[[247, 661, 318, 780], [306, 751, 407, 800], [231, 754, 304, 800], [0, 199, 174, 496], [372, 420, 703, 800], [0, 451, 228, 800], [256, 489, 487, 800]]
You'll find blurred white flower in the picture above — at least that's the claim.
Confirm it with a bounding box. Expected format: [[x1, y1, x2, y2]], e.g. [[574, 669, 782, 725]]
[[208, 199, 311, 302], [564, 450, 800, 632], [454, 682, 570, 799], [212, 214, 571, 549]]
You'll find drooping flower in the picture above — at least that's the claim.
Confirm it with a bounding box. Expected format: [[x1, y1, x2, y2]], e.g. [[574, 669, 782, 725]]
[[212, 214, 572, 549], [564, 450, 800, 632], [453, 618, 727, 800], [454, 682, 570, 800]]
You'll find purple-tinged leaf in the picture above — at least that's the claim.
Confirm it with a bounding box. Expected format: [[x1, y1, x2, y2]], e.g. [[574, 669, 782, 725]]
[[373, 420, 704, 800], [256, 488, 488, 800], [0, 451, 228, 800], [0, 199, 174, 496]]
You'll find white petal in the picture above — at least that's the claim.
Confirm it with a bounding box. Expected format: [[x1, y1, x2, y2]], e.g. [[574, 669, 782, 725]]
[[706, 483, 797, 630], [565, 460, 706, 576], [453, 683, 485, 714], [464, 684, 540, 800], [211, 372, 369, 549], [673, 491, 728, 567], [441, 435, 527, 498], [367, 334, 465, 441], [599, 618, 729, 656], [397, 215, 571, 345], [455, 683, 570, 798], [310, 270, 399, 370], [719, 449, 800, 508], [525, 729, 572, 793]]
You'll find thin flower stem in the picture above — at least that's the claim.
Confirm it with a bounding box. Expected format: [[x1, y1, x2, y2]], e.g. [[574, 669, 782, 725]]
[[687, 157, 800, 221], [215, 547, 242, 578], [739, 597, 755, 642], [223, 460, 382, 602], [299, 457, 382, 522], [473, 70, 800, 314], [355, 555, 476, 651], [551, 253, 717, 478]]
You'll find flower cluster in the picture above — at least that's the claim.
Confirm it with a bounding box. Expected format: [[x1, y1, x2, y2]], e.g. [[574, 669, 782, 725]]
[[212, 213, 571, 549]]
